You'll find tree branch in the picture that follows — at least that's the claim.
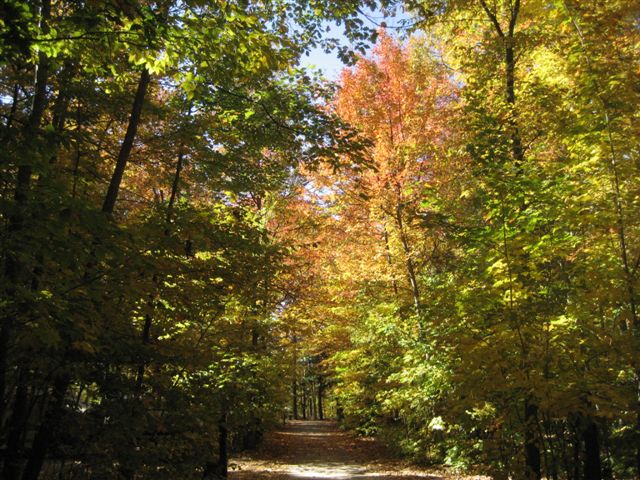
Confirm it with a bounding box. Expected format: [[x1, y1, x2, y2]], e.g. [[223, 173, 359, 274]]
[[478, 0, 505, 37], [508, 0, 521, 37]]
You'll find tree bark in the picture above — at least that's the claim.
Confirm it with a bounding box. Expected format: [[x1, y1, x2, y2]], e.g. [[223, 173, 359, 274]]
[[102, 68, 150, 214], [572, 426, 581, 480], [166, 103, 193, 224], [317, 378, 324, 421], [292, 380, 298, 420], [0, 324, 9, 434], [2, 381, 29, 480], [394, 206, 421, 315], [636, 411, 640, 480], [382, 226, 399, 296], [46, 61, 75, 166], [583, 419, 602, 480], [166, 148, 186, 223], [478, 2, 542, 477], [1, 0, 51, 462], [134, 311, 153, 392], [524, 398, 541, 480], [217, 413, 228, 478], [336, 401, 344, 422], [21, 375, 70, 480], [301, 388, 307, 420]]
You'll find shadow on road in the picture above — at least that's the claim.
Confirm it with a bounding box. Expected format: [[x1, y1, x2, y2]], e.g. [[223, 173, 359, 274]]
[[230, 420, 448, 480]]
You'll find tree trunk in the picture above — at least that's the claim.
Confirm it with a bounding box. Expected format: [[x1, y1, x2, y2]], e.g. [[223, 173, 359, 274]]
[[524, 398, 541, 480], [1, 3, 51, 473], [134, 311, 153, 392], [102, 68, 150, 214], [0, 325, 9, 432], [2, 381, 29, 480], [478, 3, 542, 477], [217, 413, 228, 478], [21, 375, 70, 480], [636, 411, 640, 480], [317, 378, 324, 421], [166, 148, 186, 223], [478, 0, 523, 163], [583, 419, 602, 480], [166, 102, 193, 224], [573, 422, 581, 480], [504, 38, 524, 164], [382, 226, 399, 296], [292, 380, 298, 420], [292, 335, 298, 420], [336, 401, 344, 422], [301, 388, 307, 420], [48, 60, 75, 164], [394, 207, 421, 315]]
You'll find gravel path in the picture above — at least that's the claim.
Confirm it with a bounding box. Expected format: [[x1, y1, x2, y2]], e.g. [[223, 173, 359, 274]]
[[229, 420, 489, 479]]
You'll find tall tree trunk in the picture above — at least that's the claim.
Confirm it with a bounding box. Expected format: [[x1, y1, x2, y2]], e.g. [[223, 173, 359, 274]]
[[504, 39, 524, 164], [0, 325, 10, 433], [46, 61, 75, 166], [317, 378, 324, 421], [166, 148, 186, 223], [394, 207, 420, 315], [573, 431, 581, 480], [478, 0, 524, 163], [583, 419, 602, 480], [134, 312, 153, 392], [2, 380, 29, 480], [636, 411, 640, 480], [21, 375, 70, 480], [134, 273, 157, 392], [102, 68, 150, 214], [292, 335, 298, 419], [382, 226, 399, 296], [1, 0, 51, 466], [217, 413, 228, 478], [336, 400, 344, 422], [166, 103, 193, 225], [563, 4, 640, 470], [524, 398, 541, 480], [292, 380, 298, 420], [479, 2, 541, 477], [301, 388, 307, 420], [101, 74, 152, 478]]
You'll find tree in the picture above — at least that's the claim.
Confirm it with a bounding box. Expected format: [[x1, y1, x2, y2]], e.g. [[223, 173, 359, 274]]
[[0, 0, 375, 478]]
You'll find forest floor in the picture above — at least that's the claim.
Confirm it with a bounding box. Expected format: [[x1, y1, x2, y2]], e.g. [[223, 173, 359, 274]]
[[229, 420, 490, 479]]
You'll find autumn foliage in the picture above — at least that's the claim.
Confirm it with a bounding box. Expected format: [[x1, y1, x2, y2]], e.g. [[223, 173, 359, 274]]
[[1, 1, 640, 480]]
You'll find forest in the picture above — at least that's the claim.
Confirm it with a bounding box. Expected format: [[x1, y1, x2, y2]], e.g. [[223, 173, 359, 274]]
[[0, 0, 639, 479]]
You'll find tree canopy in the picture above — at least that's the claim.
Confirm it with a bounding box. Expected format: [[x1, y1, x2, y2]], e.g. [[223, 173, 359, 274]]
[[1, 1, 639, 479]]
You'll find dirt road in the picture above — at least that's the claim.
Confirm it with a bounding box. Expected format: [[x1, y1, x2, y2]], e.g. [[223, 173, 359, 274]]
[[229, 420, 488, 479]]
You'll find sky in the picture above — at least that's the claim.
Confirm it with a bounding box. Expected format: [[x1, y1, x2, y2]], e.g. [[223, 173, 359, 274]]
[[300, 6, 413, 80]]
